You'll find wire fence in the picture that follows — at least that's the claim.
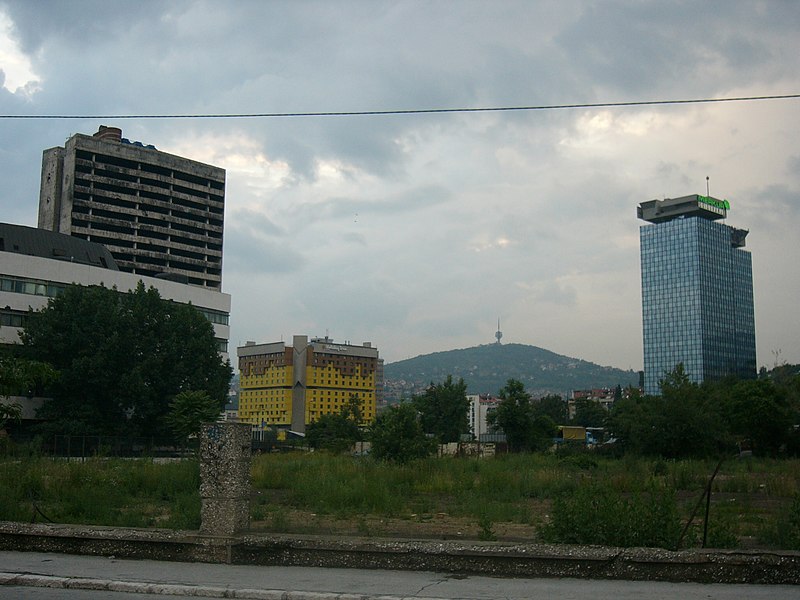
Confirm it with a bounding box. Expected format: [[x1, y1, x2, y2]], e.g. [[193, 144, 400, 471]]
[[3, 434, 191, 459]]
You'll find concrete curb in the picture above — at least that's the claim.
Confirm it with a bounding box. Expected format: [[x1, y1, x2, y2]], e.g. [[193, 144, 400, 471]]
[[0, 571, 449, 600], [1, 521, 798, 585]]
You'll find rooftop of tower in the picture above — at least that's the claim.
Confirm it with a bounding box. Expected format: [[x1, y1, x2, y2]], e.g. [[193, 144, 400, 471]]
[[637, 194, 729, 224]]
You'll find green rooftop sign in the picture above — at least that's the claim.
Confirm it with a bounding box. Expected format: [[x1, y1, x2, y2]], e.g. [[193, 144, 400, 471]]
[[698, 195, 730, 211]]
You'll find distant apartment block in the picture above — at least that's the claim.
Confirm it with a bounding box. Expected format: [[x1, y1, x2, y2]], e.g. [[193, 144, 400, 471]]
[[568, 388, 616, 420], [238, 336, 380, 434], [38, 126, 225, 290], [467, 394, 500, 441]]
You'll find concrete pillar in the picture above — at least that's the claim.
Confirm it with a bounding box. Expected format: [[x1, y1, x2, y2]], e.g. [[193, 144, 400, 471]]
[[199, 422, 251, 536]]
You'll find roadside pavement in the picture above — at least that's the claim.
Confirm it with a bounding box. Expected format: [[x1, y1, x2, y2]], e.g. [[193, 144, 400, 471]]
[[2, 550, 800, 599]]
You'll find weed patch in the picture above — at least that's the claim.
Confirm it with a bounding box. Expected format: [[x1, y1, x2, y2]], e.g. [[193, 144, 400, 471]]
[[539, 481, 682, 549]]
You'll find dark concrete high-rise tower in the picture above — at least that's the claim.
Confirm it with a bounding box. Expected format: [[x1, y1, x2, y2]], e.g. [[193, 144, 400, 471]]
[[38, 126, 225, 289], [638, 194, 756, 395]]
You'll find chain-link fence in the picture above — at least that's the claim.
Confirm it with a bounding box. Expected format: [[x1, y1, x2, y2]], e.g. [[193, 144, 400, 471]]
[[3, 434, 190, 459]]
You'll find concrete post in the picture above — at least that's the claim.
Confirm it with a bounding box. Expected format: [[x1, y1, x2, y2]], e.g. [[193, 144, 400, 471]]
[[199, 422, 251, 536]]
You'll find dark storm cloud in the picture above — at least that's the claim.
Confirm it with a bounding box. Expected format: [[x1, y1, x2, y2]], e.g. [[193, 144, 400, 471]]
[[555, 1, 799, 95], [229, 208, 284, 237], [2, 0, 799, 367], [309, 185, 451, 220], [747, 183, 800, 220], [222, 207, 304, 275], [787, 156, 800, 179], [0, 1, 171, 53], [223, 227, 305, 275]]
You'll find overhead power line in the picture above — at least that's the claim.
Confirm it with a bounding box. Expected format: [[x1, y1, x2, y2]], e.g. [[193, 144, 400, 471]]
[[1, 93, 798, 120]]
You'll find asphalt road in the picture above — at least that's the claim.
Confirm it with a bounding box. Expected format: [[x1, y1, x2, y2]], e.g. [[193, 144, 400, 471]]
[[1, 550, 798, 599]]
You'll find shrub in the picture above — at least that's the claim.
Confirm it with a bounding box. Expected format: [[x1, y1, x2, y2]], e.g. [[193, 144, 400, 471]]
[[539, 481, 681, 549], [370, 403, 436, 463], [759, 494, 800, 550]]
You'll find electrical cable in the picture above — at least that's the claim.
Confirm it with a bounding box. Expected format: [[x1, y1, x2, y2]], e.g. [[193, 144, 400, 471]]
[[1, 93, 798, 120]]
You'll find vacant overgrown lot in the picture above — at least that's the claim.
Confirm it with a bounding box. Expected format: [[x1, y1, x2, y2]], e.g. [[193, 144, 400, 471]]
[[1, 452, 798, 550], [0, 457, 201, 529]]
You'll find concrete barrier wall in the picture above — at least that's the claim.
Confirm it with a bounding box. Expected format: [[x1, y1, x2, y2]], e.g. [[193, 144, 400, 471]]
[[0, 521, 798, 584]]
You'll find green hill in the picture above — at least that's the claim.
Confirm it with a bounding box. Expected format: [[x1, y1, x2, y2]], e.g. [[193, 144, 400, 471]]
[[383, 343, 639, 400]]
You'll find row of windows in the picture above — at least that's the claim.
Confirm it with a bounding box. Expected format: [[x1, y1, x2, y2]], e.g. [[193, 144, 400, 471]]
[[0, 311, 26, 328], [75, 151, 225, 191], [1, 276, 65, 297], [73, 214, 223, 243], [240, 372, 374, 385], [73, 183, 224, 221], [73, 195, 224, 229], [1, 274, 229, 329], [197, 309, 229, 325]]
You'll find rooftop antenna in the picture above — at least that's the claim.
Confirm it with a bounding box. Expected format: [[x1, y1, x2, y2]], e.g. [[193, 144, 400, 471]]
[[706, 176, 710, 197], [495, 318, 503, 345]]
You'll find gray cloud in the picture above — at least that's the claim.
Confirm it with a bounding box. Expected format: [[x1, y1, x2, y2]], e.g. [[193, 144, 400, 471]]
[[787, 156, 800, 179], [223, 226, 305, 275], [1, 1, 799, 368]]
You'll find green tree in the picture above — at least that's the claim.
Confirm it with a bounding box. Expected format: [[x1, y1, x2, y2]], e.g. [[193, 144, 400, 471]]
[[571, 397, 607, 428], [488, 379, 556, 452], [20, 283, 231, 439], [606, 392, 653, 455], [711, 378, 791, 456], [608, 365, 728, 458], [0, 355, 58, 397], [767, 364, 800, 455], [166, 390, 223, 445], [657, 365, 728, 458], [0, 401, 22, 431], [411, 375, 469, 443], [534, 394, 568, 424], [306, 395, 364, 453], [370, 403, 437, 463]]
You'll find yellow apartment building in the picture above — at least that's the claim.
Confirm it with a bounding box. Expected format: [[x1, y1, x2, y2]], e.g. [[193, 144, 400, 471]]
[[237, 335, 379, 434]]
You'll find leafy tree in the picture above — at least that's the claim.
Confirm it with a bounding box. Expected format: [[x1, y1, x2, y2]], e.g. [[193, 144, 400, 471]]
[[571, 397, 606, 428], [411, 375, 469, 443], [20, 283, 231, 439], [708, 378, 791, 456], [657, 365, 728, 458], [488, 379, 556, 452], [0, 355, 58, 397], [0, 401, 22, 431], [534, 394, 568, 424], [370, 403, 437, 463], [166, 390, 223, 445], [529, 414, 558, 452], [606, 392, 653, 455], [306, 395, 364, 453], [608, 364, 728, 458]]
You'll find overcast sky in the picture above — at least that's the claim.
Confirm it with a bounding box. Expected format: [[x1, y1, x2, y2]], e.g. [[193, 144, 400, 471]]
[[1, 0, 799, 370]]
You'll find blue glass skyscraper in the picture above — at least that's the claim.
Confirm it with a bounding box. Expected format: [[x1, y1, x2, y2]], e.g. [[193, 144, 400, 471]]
[[638, 194, 756, 395]]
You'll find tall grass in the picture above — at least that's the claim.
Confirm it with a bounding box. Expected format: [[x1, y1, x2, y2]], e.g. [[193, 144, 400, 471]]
[[2, 453, 799, 550], [0, 458, 200, 529], [250, 452, 655, 521], [250, 452, 800, 549]]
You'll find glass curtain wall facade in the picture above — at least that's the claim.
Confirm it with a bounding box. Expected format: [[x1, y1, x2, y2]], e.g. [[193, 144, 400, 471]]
[[640, 216, 755, 395]]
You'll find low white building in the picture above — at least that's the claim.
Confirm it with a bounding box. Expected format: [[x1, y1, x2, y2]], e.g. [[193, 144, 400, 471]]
[[0, 223, 230, 359], [467, 394, 500, 441]]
